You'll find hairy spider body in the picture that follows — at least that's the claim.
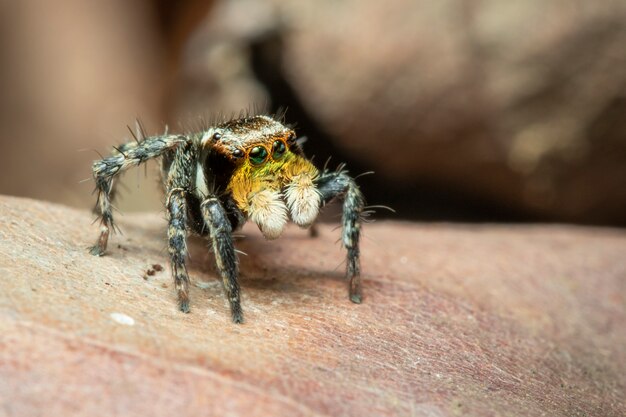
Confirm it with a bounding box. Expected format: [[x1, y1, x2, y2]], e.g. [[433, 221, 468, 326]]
[[89, 114, 364, 323]]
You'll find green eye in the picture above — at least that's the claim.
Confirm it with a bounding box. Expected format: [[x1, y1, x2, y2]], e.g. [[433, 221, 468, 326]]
[[272, 140, 286, 159], [249, 146, 268, 165]]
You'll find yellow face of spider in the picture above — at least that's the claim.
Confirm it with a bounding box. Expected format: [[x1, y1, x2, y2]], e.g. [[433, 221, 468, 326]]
[[204, 116, 321, 239]]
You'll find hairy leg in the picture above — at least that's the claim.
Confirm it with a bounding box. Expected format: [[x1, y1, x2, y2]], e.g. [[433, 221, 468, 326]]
[[200, 197, 243, 323], [167, 189, 191, 312], [89, 134, 187, 256], [164, 142, 197, 312], [315, 169, 365, 303]]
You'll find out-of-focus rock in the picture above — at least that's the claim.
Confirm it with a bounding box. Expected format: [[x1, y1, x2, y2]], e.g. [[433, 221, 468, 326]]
[[178, 0, 626, 224], [1, 195, 624, 416]]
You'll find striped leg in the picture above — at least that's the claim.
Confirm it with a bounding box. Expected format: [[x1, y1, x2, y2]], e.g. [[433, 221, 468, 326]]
[[201, 197, 243, 323], [315, 169, 365, 303], [164, 143, 196, 312], [167, 188, 191, 312], [88, 134, 187, 256]]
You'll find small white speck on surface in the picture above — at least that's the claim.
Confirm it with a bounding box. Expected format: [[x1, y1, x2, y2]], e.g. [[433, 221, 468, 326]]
[[400, 256, 408, 264], [194, 280, 222, 290], [110, 312, 135, 326]]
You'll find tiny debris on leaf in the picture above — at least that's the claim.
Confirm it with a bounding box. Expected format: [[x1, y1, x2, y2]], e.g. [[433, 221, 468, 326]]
[[143, 263, 164, 280]]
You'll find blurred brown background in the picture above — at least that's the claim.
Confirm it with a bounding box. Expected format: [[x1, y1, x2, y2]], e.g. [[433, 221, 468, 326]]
[[1, 0, 625, 225]]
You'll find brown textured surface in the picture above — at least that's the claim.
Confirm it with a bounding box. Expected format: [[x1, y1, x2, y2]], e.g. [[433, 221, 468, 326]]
[[0, 195, 624, 416]]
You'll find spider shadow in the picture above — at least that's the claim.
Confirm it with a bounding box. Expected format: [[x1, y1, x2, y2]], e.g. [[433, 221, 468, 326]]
[[199, 232, 347, 297], [113, 217, 348, 298]]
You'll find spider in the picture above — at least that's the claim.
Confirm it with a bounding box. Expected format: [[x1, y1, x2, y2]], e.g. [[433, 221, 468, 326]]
[[89, 114, 365, 323]]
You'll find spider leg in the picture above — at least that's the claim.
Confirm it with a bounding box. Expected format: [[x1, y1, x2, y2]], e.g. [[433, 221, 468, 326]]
[[102, 142, 143, 209], [315, 169, 365, 303], [164, 143, 196, 312], [200, 197, 243, 323], [89, 134, 188, 256], [167, 190, 191, 312]]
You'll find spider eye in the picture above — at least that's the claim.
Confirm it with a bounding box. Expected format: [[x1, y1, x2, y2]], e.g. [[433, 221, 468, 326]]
[[212, 132, 222, 141], [272, 140, 286, 159], [232, 149, 244, 158], [249, 146, 268, 165]]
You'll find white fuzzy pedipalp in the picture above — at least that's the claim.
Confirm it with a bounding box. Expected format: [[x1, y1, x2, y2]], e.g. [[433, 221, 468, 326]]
[[285, 175, 321, 227], [248, 189, 288, 240]]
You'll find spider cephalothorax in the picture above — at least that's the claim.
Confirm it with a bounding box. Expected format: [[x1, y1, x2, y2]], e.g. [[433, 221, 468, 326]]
[[199, 116, 321, 239], [89, 114, 364, 323]]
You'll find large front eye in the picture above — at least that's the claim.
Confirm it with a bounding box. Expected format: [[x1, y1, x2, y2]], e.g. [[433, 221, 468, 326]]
[[272, 140, 286, 159], [249, 146, 268, 165]]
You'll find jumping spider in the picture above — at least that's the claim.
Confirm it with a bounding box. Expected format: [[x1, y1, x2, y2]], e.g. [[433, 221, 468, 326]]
[[89, 114, 365, 323]]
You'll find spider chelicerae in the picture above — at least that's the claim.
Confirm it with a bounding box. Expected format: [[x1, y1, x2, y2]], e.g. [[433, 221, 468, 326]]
[[89, 114, 365, 323]]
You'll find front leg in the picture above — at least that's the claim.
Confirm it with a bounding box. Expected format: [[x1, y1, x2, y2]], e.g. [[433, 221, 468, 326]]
[[201, 197, 243, 323], [315, 169, 365, 303]]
